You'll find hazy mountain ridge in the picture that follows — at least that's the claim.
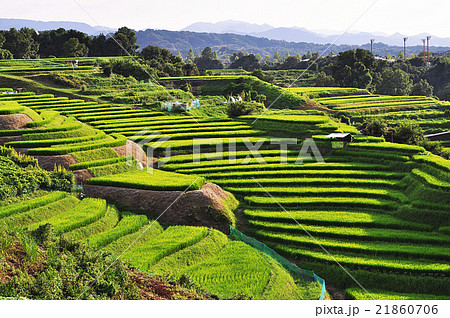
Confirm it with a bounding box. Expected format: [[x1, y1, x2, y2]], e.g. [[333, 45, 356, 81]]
[[0, 18, 116, 35], [136, 29, 450, 57], [182, 20, 450, 47]]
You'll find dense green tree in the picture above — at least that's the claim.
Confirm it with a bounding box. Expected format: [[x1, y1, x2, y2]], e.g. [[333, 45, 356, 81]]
[[230, 51, 245, 63], [106, 27, 138, 56], [101, 59, 157, 81], [229, 54, 260, 71], [279, 56, 301, 70], [63, 38, 88, 57], [194, 47, 223, 70], [273, 51, 281, 64], [0, 32, 5, 48], [394, 121, 424, 145], [411, 79, 434, 97], [331, 49, 375, 88], [2, 28, 39, 59], [441, 85, 450, 101], [89, 34, 108, 56], [187, 48, 195, 62], [376, 68, 412, 95], [181, 63, 200, 76], [200, 47, 215, 60], [315, 71, 336, 87], [37, 28, 91, 58], [362, 119, 389, 137], [0, 49, 13, 59]]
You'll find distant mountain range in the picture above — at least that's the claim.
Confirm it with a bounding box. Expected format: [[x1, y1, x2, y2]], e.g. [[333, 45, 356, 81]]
[[1, 18, 449, 57], [0, 18, 116, 35], [182, 20, 450, 47], [135, 29, 450, 58]]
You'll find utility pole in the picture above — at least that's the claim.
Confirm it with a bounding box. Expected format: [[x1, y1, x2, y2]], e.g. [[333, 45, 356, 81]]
[[370, 39, 375, 54], [422, 39, 426, 64], [403, 37, 408, 61], [426, 36, 432, 65]]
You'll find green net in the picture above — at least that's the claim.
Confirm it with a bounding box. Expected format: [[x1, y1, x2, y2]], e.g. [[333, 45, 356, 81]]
[[230, 226, 326, 300]]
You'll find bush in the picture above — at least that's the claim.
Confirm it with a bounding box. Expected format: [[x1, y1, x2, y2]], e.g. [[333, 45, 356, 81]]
[[411, 79, 434, 97], [227, 101, 264, 118], [394, 121, 424, 145]]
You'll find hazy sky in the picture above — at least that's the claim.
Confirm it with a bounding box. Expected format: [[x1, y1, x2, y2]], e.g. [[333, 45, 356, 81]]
[[2, 0, 450, 37]]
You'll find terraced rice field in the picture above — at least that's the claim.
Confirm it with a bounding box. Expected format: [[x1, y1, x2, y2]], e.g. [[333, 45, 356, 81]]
[[313, 94, 450, 135], [2, 88, 449, 300], [0, 192, 322, 299], [159, 139, 450, 299]]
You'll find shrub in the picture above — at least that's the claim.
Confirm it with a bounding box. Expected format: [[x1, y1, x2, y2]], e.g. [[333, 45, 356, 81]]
[[227, 101, 264, 118]]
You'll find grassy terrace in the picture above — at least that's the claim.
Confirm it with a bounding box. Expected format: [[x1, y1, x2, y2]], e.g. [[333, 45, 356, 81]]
[[0, 192, 322, 300], [2, 85, 450, 299], [313, 93, 450, 135]]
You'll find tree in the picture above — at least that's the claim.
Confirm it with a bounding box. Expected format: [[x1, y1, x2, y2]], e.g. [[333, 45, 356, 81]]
[[394, 121, 424, 145], [411, 79, 434, 97], [279, 56, 301, 69], [315, 72, 336, 87], [441, 85, 450, 101], [227, 101, 264, 118], [0, 49, 13, 59], [63, 38, 88, 57], [200, 47, 215, 60], [89, 34, 108, 56], [397, 50, 405, 61], [331, 49, 375, 89], [273, 51, 281, 65], [262, 55, 272, 66], [362, 119, 389, 137], [106, 27, 138, 56], [229, 54, 260, 71], [194, 47, 223, 70], [187, 48, 195, 63], [101, 59, 157, 81], [303, 51, 313, 60], [181, 63, 200, 76], [0, 32, 5, 47], [376, 68, 412, 95], [2, 28, 39, 59]]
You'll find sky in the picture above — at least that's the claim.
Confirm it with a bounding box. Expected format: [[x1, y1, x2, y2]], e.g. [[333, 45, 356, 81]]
[[2, 0, 450, 37]]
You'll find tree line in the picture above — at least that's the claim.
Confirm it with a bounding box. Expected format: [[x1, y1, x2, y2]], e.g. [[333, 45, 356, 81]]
[[0, 26, 138, 59]]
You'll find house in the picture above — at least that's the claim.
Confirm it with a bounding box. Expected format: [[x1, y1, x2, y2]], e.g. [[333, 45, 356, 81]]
[[424, 131, 450, 142], [326, 133, 353, 149]]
